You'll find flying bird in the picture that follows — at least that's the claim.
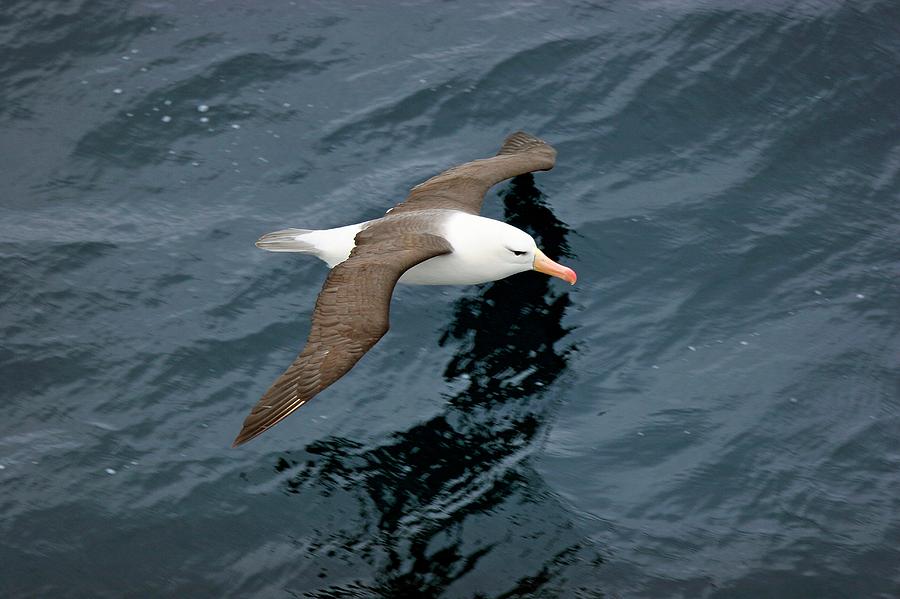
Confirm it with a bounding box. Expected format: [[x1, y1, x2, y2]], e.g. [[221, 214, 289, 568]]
[[233, 131, 576, 446]]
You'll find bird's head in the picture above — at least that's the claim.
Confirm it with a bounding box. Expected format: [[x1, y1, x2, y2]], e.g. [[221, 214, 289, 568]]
[[463, 217, 577, 285], [495, 225, 577, 285], [443, 214, 576, 285]]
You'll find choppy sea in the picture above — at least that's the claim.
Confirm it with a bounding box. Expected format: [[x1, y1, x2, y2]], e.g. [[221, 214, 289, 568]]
[[2, 1, 899, 597]]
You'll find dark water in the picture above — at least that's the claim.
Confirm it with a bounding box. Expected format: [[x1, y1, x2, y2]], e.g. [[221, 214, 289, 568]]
[[2, 1, 899, 597]]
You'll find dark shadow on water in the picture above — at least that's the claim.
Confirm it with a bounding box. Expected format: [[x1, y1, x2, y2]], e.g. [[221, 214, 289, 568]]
[[274, 175, 600, 597], [440, 173, 574, 411]]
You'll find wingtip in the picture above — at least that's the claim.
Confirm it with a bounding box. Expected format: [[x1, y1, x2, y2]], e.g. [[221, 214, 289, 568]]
[[497, 131, 555, 164], [232, 416, 279, 447], [231, 427, 256, 448]]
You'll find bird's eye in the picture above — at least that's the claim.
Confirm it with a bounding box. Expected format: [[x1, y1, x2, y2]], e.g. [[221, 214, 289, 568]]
[[510, 249, 527, 256]]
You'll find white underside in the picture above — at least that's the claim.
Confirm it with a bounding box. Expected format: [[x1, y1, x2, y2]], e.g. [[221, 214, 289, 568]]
[[400, 254, 501, 285], [259, 212, 535, 286]]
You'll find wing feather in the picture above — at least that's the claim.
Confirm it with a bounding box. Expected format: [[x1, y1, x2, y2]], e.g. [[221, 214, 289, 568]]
[[386, 131, 556, 216], [233, 230, 452, 446]]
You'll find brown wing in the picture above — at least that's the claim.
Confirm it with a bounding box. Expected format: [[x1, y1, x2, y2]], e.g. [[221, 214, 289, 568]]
[[232, 227, 452, 446], [386, 131, 556, 216]]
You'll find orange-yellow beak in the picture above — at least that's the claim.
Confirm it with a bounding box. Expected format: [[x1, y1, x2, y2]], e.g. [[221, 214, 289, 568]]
[[533, 249, 577, 285]]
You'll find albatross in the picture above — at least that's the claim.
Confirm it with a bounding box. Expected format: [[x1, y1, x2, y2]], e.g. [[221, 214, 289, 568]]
[[233, 131, 576, 446]]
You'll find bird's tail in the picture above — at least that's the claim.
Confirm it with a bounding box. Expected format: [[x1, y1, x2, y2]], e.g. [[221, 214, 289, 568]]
[[255, 228, 317, 252]]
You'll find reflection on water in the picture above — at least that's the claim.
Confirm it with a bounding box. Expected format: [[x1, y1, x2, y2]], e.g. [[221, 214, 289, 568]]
[[272, 176, 596, 596], [440, 173, 574, 405]]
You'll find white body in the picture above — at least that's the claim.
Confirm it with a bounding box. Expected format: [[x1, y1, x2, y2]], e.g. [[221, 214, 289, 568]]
[[259, 212, 538, 286]]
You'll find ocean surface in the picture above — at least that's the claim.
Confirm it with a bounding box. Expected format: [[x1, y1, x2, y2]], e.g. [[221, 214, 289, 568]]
[[2, 1, 899, 597]]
